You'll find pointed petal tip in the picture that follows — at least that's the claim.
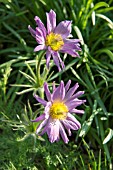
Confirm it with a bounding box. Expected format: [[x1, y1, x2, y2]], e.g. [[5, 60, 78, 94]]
[[83, 99, 86, 103], [31, 119, 35, 122], [50, 9, 56, 14], [34, 16, 38, 21], [28, 25, 30, 29], [74, 82, 79, 89], [33, 93, 37, 98], [31, 119, 39, 122], [46, 9, 56, 18], [60, 80, 64, 84], [65, 140, 69, 144], [44, 82, 47, 86]]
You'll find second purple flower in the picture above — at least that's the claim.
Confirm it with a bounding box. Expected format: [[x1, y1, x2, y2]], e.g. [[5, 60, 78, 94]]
[[28, 9, 81, 71], [32, 80, 86, 143]]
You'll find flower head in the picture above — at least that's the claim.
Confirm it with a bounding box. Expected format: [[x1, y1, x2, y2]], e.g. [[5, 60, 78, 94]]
[[28, 9, 81, 71], [32, 80, 86, 143]]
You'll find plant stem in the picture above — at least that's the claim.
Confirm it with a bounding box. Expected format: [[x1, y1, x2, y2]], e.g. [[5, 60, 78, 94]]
[[36, 51, 45, 87]]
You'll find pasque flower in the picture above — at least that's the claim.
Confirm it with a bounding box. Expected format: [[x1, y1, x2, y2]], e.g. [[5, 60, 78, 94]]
[[32, 80, 86, 143], [28, 9, 81, 71]]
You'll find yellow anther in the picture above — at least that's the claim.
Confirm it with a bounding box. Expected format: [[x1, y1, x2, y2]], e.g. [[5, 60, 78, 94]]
[[46, 32, 64, 51], [50, 102, 68, 120]]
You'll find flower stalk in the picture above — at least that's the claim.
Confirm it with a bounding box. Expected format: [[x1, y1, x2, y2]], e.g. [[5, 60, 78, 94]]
[[36, 51, 45, 88]]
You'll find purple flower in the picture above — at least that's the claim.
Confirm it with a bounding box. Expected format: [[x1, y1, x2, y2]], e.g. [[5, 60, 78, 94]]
[[32, 80, 86, 143], [28, 9, 81, 71]]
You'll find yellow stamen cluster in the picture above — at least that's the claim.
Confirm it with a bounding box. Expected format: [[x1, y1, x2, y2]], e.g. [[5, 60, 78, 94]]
[[46, 32, 64, 51], [50, 102, 68, 120]]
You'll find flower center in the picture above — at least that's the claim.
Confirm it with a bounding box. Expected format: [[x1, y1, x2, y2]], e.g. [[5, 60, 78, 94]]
[[45, 32, 64, 51], [50, 102, 68, 120]]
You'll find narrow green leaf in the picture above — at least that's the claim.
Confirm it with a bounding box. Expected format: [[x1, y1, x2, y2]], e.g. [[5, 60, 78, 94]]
[[96, 49, 113, 62], [79, 105, 101, 137], [19, 70, 36, 83], [103, 128, 113, 144], [96, 14, 113, 29], [25, 62, 37, 80], [16, 88, 35, 95], [3, 22, 28, 51], [74, 26, 84, 45]]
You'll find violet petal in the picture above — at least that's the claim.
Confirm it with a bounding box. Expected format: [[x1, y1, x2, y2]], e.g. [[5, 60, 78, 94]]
[[31, 113, 45, 122], [71, 109, 84, 114], [54, 21, 72, 39], [52, 81, 65, 101], [48, 120, 60, 143], [36, 27, 45, 44], [52, 53, 61, 71], [34, 44, 45, 52], [34, 94, 47, 106], [46, 9, 56, 34], [66, 99, 86, 111], [61, 49, 80, 57], [65, 80, 71, 92], [46, 50, 51, 69], [36, 119, 48, 134], [65, 91, 84, 103], [44, 82, 51, 101], [59, 122, 69, 143], [67, 112, 81, 129], [64, 83, 79, 101], [28, 25, 36, 38], [34, 16, 47, 38], [62, 39, 81, 51]]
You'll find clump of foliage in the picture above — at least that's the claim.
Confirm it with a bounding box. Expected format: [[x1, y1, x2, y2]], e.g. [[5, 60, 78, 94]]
[[0, 0, 113, 169]]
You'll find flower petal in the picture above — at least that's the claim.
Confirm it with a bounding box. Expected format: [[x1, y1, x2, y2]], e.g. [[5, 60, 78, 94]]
[[52, 81, 56, 92], [64, 83, 79, 101], [52, 53, 61, 71], [65, 80, 71, 92], [62, 119, 79, 130], [67, 112, 81, 129], [52, 81, 65, 101], [34, 44, 45, 52], [48, 119, 60, 143], [52, 51, 65, 70], [61, 49, 80, 57], [54, 21, 72, 39], [66, 99, 86, 111], [36, 119, 48, 134], [35, 27, 45, 44], [34, 16, 47, 38], [28, 25, 36, 38], [55, 52, 65, 69], [31, 113, 45, 122], [71, 109, 85, 114], [61, 120, 72, 136], [46, 50, 51, 69], [34, 94, 47, 106], [46, 9, 56, 34], [44, 102, 51, 118], [44, 82, 51, 101], [59, 123, 69, 143], [65, 91, 84, 103], [62, 39, 81, 51]]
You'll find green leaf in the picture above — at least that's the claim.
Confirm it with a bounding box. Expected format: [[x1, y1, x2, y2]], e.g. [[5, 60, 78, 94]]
[[79, 101, 101, 137], [96, 14, 113, 29], [103, 128, 113, 144], [19, 70, 36, 83], [74, 26, 84, 45], [96, 49, 113, 62]]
